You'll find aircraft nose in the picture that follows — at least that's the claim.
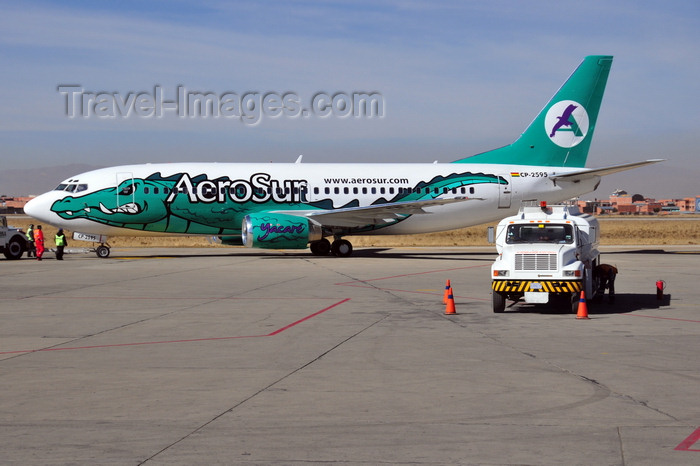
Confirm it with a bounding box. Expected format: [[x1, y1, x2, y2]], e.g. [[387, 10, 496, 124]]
[[24, 193, 57, 223]]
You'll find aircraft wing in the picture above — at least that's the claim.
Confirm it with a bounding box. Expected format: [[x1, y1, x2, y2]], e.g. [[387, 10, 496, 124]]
[[550, 159, 664, 182], [272, 196, 480, 228]]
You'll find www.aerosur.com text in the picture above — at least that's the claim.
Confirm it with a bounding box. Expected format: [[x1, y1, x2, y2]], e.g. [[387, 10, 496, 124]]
[[58, 85, 384, 125]]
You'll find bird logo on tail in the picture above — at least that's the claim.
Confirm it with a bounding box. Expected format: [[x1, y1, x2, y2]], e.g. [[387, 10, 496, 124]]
[[549, 104, 578, 137], [545, 100, 589, 148]]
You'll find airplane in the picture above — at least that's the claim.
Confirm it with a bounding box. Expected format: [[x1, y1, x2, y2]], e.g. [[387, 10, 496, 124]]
[[24, 55, 661, 257]]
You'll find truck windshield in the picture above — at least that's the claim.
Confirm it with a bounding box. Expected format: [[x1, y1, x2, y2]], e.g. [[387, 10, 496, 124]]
[[506, 224, 574, 244]]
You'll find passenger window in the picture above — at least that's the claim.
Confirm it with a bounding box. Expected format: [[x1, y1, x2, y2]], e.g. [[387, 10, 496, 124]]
[[144, 187, 150, 194], [470, 187, 475, 194]]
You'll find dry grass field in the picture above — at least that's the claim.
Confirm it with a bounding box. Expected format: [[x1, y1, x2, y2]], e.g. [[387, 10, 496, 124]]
[[7, 215, 699, 249]]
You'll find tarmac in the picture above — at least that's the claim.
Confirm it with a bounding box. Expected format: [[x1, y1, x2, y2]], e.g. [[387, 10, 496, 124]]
[[1, 245, 699, 465]]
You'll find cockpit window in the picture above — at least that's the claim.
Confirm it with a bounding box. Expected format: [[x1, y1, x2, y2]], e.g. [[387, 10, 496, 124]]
[[75, 184, 88, 192], [55, 184, 68, 191], [506, 224, 574, 244], [65, 184, 77, 192]]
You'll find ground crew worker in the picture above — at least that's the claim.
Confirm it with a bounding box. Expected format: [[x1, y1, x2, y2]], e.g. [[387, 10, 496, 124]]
[[596, 263, 618, 303], [55, 229, 67, 260], [34, 225, 45, 261], [26, 224, 35, 258]]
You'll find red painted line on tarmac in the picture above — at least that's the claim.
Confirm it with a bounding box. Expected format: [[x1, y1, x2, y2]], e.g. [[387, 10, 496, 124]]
[[0, 298, 350, 356], [675, 427, 700, 451], [1, 296, 332, 301], [621, 314, 700, 324], [267, 298, 350, 336]]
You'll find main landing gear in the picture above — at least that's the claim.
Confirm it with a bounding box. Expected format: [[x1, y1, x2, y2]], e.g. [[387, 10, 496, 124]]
[[310, 237, 353, 257], [95, 243, 111, 258]]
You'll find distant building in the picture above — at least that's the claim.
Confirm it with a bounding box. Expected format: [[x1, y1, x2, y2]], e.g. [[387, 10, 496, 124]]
[[0, 196, 35, 214], [576, 193, 699, 215]]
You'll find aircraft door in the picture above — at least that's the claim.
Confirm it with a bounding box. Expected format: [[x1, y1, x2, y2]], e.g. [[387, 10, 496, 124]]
[[116, 172, 135, 208], [498, 173, 512, 208]]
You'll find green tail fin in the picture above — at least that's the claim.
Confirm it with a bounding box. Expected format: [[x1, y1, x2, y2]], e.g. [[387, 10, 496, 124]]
[[454, 55, 613, 167]]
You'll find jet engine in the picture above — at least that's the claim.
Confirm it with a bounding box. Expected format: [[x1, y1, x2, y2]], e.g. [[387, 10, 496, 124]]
[[242, 213, 322, 249]]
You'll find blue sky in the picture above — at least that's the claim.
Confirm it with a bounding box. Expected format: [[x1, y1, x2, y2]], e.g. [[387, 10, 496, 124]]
[[1, 0, 698, 198]]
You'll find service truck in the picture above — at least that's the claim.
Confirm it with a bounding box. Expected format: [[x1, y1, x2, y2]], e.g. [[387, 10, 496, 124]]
[[0, 215, 27, 260], [490, 202, 600, 313]]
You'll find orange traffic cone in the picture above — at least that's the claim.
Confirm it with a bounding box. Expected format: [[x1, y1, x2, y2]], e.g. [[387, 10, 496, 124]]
[[443, 279, 451, 304], [445, 287, 457, 315], [576, 290, 590, 320]]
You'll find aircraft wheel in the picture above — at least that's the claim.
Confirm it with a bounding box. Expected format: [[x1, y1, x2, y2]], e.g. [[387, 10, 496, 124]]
[[331, 239, 353, 257], [310, 238, 331, 256], [96, 245, 110, 258], [493, 291, 506, 313], [3, 236, 25, 260]]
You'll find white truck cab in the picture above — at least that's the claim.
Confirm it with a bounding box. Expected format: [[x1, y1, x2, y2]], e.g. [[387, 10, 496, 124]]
[[490, 202, 600, 313]]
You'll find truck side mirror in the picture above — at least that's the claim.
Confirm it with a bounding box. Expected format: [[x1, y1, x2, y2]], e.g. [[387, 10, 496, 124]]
[[487, 226, 495, 244]]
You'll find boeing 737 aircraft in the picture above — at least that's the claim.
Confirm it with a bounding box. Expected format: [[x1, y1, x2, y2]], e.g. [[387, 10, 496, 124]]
[[25, 55, 661, 257]]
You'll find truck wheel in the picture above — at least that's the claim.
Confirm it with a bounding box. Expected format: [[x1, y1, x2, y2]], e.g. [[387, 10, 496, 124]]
[[570, 292, 580, 314], [96, 246, 110, 258], [493, 291, 506, 313], [3, 236, 25, 260]]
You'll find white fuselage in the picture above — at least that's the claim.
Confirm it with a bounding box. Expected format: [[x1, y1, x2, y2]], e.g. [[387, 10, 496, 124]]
[[25, 162, 600, 238]]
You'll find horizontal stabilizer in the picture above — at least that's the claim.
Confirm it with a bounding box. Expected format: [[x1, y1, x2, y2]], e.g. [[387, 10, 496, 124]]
[[551, 159, 664, 182]]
